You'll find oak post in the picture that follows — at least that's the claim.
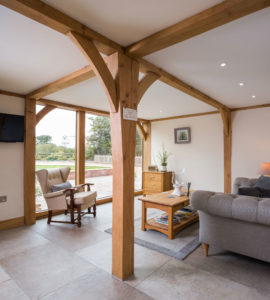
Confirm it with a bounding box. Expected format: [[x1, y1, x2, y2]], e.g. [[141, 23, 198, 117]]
[[107, 52, 139, 280], [24, 97, 36, 225], [76, 111, 85, 185], [220, 109, 232, 193]]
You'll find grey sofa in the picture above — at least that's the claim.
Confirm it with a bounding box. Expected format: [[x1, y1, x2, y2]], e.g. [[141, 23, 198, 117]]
[[191, 178, 270, 263]]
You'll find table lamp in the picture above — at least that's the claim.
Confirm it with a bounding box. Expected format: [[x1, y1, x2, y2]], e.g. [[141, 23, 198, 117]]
[[259, 162, 270, 176]]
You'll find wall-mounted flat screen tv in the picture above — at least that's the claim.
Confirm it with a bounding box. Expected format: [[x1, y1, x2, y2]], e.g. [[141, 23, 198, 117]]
[[0, 113, 25, 142]]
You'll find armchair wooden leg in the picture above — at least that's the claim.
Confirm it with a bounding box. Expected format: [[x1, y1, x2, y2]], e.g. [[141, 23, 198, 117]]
[[88, 207, 91, 214], [77, 205, 81, 228], [70, 207, 75, 224], [202, 243, 209, 256], [93, 204, 96, 217], [64, 210, 68, 215], [47, 210, 52, 224]]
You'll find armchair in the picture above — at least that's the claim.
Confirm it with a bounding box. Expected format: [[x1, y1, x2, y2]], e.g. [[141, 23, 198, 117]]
[[36, 167, 97, 227]]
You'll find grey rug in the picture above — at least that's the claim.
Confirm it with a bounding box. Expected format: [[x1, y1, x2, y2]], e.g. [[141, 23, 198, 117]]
[[105, 217, 200, 260]]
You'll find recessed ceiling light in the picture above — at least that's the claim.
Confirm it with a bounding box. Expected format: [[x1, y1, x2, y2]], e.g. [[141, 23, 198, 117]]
[[252, 95, 256, 99], [239, 82, 244, 86], [160, 110, 163, 113], [220, 63, 226, 67]]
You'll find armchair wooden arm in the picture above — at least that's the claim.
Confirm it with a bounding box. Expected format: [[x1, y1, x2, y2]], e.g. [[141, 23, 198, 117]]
[[75, 183, 94, 191]]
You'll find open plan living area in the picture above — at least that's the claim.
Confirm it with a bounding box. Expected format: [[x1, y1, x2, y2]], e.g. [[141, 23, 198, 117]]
[[1, 1, 270, 299]]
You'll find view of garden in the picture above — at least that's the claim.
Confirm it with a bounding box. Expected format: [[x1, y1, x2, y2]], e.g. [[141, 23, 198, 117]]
[[35, 107, 142, 212]]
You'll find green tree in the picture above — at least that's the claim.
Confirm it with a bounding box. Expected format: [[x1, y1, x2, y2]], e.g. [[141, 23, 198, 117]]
[[86, 116, 111, 160], [85, 116, 143, 160], [36, 135, 52, 144]]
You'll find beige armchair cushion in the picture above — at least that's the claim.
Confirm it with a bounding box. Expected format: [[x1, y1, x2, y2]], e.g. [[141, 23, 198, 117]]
[[36, 167, 71, 194], [67, 191, 97, 211]]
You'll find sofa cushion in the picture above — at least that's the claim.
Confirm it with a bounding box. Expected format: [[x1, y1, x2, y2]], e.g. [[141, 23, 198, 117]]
[[255, 175, 270, 190], [238, 187, 261, 197]]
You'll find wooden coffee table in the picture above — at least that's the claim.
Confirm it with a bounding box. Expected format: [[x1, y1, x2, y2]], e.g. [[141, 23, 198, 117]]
[[138, 191, 198, 240]]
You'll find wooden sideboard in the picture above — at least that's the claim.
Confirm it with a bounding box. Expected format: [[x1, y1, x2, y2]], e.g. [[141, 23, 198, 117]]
[[143, 171, 173, 195]]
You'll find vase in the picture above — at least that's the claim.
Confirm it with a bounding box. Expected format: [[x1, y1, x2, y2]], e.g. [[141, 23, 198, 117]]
[[160, 165, 167, 172]]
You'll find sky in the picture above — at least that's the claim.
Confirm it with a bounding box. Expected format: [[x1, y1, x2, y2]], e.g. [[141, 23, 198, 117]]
[[36, 105, 94, 147]]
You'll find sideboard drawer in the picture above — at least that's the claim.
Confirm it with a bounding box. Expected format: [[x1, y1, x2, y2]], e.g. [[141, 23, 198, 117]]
[[143, 171, 172, 195]]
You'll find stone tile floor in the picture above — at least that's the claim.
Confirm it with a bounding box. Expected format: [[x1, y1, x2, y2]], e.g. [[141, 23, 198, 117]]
[[0, 199, 270, 299]]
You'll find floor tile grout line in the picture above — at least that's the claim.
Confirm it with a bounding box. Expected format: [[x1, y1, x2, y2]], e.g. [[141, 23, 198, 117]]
[[132, 256, 172, 289]]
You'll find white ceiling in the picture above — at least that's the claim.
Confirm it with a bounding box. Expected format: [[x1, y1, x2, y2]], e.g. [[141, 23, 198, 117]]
[[0, 5, 88, 94], [0, 2, 269, 120], [47, 77, 214, 119], [43, 0, 223, 46], [145, 7, 270, 108]]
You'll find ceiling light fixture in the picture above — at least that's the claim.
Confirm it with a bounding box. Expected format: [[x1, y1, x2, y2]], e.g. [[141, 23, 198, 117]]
[[239, 82, 244, 86], [160, 110, 163, 113], [252, 95, 256, 99], [220, 63, 226, 67]]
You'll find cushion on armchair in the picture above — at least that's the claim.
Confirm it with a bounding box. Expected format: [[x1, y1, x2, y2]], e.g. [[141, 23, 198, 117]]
[[51, 181, 72, 196]]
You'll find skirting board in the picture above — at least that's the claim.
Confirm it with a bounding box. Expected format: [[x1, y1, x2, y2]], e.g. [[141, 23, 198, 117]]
[[0, 216, 24, 232]]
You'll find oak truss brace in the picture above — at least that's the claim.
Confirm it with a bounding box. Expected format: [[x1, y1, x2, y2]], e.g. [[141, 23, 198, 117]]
[[36, 105, 56, 125], [68, 31, 118, 112], [137, 72, 160, 105], [137, 120, 147, 140]]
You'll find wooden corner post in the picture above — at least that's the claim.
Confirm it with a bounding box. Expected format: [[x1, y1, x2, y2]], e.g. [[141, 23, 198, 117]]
[[24, 97, 36, 225], [220, 109, 232, 193], [76, 110, 85, 185], [107, 52, 139, 280]]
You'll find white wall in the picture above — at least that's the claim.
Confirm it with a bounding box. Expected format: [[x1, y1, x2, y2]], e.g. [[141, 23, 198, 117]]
[[0, 95, 25, 221], [151, 114, 224, 192], [151, 108, 270, 193], [232, 107, 270, 182]]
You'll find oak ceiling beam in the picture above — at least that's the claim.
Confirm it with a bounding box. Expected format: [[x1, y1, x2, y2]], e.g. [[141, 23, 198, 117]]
[[126, 0, 270, 58], [28, 66, 95, 99], [36, 98, 110, 117], [1, 0, 229, 111], [0, 0, 123, 55]]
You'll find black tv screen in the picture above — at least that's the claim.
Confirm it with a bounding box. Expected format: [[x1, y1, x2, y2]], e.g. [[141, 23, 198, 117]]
[[0, 113, 25, 142]]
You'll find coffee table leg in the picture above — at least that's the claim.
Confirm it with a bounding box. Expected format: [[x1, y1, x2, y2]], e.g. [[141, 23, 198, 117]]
[[168, 207, 173, 239], [142, 201, 146, 231]]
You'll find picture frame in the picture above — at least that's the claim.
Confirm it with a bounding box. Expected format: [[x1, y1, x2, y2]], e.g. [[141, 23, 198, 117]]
[[174, 127, 191, 144]]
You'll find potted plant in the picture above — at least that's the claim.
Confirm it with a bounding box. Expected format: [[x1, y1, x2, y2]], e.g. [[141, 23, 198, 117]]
[[158, 144, 171, 172]]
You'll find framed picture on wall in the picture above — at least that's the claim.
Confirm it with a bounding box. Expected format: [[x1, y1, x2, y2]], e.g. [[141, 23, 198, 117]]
[[174, 127, 191, 144]]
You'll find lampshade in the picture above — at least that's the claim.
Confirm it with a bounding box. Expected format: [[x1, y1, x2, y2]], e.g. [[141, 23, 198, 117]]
[[259, 162, 270, 176]]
